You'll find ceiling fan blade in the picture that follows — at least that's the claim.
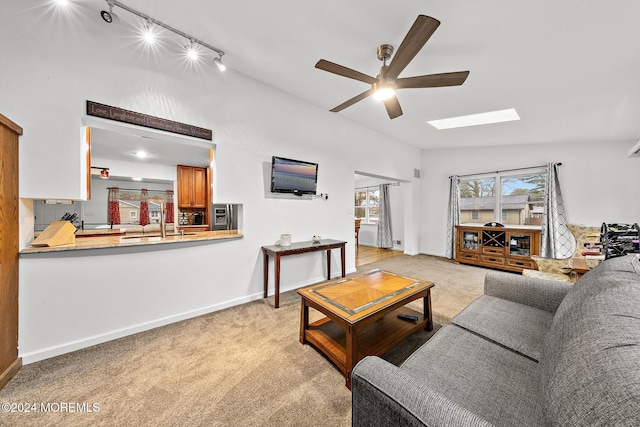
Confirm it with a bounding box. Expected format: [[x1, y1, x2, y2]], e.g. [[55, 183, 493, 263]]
[[315, 59, 377, 85], [384, 15, 440, 81], [396, 71, 470, 89], [330, 88, 375, 112], [383, 96, 403, 119]]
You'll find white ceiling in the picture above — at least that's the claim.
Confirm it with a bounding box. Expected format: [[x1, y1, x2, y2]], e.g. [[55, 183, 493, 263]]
[[90, 127, 211, 168], [51, 1, 640, 151]]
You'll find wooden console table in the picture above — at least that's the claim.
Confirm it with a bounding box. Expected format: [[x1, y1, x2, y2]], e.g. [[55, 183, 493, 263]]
[[262, 239, 346, 308]]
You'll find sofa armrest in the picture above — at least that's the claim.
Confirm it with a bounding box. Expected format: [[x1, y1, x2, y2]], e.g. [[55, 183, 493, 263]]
[[484, 270, 572, 313], [352, 356, 494, 427]]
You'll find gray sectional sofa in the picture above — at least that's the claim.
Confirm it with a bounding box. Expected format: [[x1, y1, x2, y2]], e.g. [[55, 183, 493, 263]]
[[352, 254, 640, 426]]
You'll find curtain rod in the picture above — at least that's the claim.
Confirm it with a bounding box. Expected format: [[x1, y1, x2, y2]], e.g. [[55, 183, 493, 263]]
[[450, 163, 561, 179], [107, 187, 173, 193], [355, 182, 401, 190]]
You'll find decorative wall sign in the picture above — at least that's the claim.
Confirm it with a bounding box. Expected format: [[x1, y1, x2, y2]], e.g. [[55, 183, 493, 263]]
[[86, 101, 212, 141]]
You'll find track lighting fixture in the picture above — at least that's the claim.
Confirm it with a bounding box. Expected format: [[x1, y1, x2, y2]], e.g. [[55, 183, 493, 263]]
[[213, 56, 226, 72], [185, 40, 199, 61], [99, 0, 226, 71], [141, 20, 156, 45], [100, 1, 119, 24]]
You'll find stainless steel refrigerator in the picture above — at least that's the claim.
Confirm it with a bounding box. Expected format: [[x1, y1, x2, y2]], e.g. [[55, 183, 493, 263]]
[[210, 203, 240, 231]]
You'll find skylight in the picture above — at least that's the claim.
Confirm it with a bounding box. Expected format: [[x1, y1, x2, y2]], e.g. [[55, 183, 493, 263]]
[[428, 108, 520, 130]]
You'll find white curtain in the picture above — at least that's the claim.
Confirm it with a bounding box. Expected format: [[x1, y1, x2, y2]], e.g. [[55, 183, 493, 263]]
[[376, 184, 393, 248], [540, 163, 576, 258], [445, 176, 460, 259]]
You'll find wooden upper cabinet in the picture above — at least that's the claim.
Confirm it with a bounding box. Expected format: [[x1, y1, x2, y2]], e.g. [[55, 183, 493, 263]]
[[177, 165, 192, 207], [177, 165, 208, 208], [192, 167, 207, 207]]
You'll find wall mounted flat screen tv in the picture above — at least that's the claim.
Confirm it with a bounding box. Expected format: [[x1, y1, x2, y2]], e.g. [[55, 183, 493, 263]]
[[270, 156, 318, 196]]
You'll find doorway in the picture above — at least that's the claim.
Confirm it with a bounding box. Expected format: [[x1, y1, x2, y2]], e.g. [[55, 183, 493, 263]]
[[354, 171, 406, 251]]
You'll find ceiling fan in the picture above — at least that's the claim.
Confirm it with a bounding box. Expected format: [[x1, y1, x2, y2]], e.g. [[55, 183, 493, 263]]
[[315, 15, 469, 119]]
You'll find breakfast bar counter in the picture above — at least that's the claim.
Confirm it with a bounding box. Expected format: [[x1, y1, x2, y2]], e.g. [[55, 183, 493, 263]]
[[20, 230, 243, 254]]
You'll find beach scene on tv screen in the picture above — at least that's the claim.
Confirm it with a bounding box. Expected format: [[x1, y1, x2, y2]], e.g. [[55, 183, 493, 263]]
[[273, 159, 317, 192]]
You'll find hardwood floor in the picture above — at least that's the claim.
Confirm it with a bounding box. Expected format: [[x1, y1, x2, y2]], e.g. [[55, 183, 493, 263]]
[[356, 245, 403, 267]]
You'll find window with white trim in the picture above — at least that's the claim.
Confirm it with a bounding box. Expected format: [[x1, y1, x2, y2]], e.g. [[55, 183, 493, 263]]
[[459, 169, 546, 226], [354, 187, 380, 224]]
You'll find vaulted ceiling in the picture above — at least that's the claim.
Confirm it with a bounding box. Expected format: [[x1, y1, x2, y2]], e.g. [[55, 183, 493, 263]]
[[34, 1, 640, 151]]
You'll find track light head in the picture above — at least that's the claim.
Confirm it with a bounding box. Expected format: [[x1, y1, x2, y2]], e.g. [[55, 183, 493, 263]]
[[185, 40, 199, 61], [100, 10, 113, 23], [213, 56, 226, 72], [141, 20, 156, 44], [100, 2, 119, 24]]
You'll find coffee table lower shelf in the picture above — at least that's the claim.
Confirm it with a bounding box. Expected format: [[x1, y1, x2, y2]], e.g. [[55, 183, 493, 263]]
[[303, 307, 427, 385]]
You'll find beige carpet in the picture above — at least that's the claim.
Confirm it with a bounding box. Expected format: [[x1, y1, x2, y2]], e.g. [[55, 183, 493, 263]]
[[0, 255, 487, 426], [358, 254, 487, 326]]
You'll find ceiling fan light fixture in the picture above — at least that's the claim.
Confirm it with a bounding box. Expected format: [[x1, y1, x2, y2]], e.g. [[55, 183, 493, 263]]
[[372, 81, 397, 101], [316, 15, 468, 119]]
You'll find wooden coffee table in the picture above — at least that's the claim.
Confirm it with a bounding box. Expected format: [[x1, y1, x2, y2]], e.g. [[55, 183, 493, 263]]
[[297, 269, 434, 389]]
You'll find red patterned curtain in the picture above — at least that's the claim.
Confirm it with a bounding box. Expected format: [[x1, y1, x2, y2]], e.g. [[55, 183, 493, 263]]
[[139, 189, 150, 226], [108, 187, 121, 225], [165, 190, 174, 224]]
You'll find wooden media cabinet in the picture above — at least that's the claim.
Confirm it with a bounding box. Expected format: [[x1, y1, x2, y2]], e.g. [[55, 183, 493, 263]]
[[455, 225, 541, 273]]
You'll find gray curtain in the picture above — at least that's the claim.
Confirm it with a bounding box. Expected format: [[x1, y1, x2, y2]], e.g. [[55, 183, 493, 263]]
[[376, 184, 393, 248], [445, 175, 460, 259], [540, 163, 576, 258]]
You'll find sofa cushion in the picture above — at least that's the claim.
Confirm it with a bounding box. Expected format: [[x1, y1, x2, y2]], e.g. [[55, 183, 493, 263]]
[[540, 256, 640, 425], [596, 254, 640, 275], [401, 325, 544, 427], [452, 295, 554, 361], [552, 255, 640, 328], [352, 357, 494, 427]]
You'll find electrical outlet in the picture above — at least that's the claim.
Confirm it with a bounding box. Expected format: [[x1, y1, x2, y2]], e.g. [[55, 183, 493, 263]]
[[395, 240, 402, 245]]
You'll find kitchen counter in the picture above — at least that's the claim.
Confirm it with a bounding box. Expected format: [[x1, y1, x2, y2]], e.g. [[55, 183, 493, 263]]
[[20, 230, 243, 254]]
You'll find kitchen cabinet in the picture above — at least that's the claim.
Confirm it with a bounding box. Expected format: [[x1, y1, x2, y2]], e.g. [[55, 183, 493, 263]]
[[0, 114, 22, 390], [455, 225, 541, 273], [177, 165, 208, 208], [177, 165, 210, 230]]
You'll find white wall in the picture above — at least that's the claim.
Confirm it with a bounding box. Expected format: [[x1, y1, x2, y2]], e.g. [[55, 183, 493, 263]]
[[2, 3, 421, 362], [420, 140, 640, 257]]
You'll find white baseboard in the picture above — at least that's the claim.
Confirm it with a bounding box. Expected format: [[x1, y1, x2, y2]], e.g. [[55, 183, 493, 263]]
[[20, 292, 264, 365], [20, 271, 361, 365]]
